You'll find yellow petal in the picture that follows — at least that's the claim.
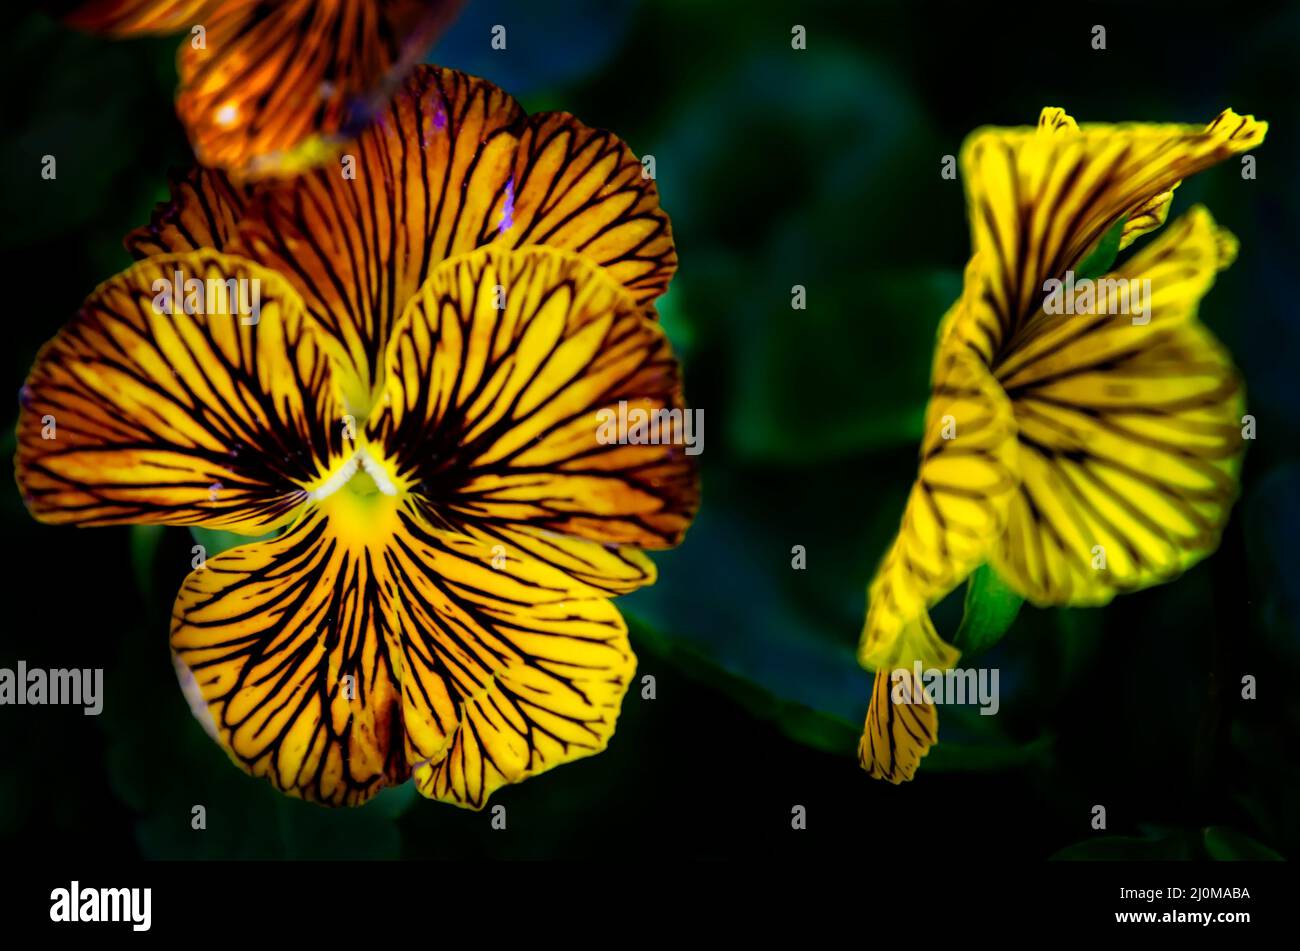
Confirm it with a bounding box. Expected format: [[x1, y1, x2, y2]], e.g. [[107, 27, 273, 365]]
[[172, 508, 403, 806], [990, 207, 1246, 604], [228, 66, 679, 415], [370, 245, 699, 559], [391, 521, 636, 810], [16, 251, 346, 532], [125, 165, 251, 259], [859, 648, 942, 784], [236, 66, 523, 414], [958, 107, 1266, 357], [859, 345, 1018, 671], [171, 488, 637, 809], [458, 523, 658, 596], [1119, 186, 1177, 250], [494, 112, 677, 305], [1037, 106, 1078, 135]]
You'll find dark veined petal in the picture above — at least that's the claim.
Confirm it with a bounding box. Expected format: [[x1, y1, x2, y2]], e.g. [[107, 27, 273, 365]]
[[234, 65, 679, 414], [171, 498, 635, 809], [990, 207, 1246, 605], [957, 107, 1266, 361], [16, 251, 346, 531], [859, 659, 944, 785], [125, 165, 252, 258], [1036, 107, 1077, 135], [858, 345, 1018, 672], [171, 508, 404, 806], [455, 523, 657, 597], [856, 345, 1006, 783], [175, 0, 460, 180], [60, 2, 457, 179], [1032, 99, 1192, 251], [370, 244, 699, 562], [388, 514, 634, 809], [494, 112, 677, 306], [1120, 187, 1177, 250], [237, 66, 523, 414], [59, 0, 228, 35]]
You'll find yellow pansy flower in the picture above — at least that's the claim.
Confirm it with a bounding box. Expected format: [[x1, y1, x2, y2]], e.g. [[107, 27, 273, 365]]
[[16, 66, 697, 807], [859, 106, 1266, 782]]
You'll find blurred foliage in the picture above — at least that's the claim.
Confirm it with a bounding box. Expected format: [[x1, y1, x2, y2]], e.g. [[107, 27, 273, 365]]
[[1, 0, 1298, 860], [1053, 826, 1284, 861], [953, 565, 1025, 657]]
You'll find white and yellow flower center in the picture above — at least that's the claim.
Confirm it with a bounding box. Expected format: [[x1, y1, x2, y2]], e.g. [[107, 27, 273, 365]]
[[304, 445, 406, 546]]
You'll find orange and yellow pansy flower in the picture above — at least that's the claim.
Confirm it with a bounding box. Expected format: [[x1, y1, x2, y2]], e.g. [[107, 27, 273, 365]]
[[16, 65, 696, 808], [859, 106, 1266, 782], [58, 0, 462, 181]]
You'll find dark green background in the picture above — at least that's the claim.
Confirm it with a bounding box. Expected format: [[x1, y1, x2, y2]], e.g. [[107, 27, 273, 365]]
[[1, 0, 1296, 859]]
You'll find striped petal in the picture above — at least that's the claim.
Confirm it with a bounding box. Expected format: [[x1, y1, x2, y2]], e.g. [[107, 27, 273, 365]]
[[457, 523, 657, 597], [181, 0, 458, 180], [990, 207, 1246, 605], [172, 509, 405, 806], [494, 112, 676, 305], [858, 345, 1018, 671], [859, 650, 949, 785], [125, 165, 251, 258], [233, 66, 678, 414], [857, 344, 1003, 785], [171, 498, 634, 809], [236, 66, 523, 413], [16, 251, 345, 531], [370, 245, 698, 564], [62, 2, 460, 179], [390, 515, 635, 809], [958, 107, 1265, 361], [61, 0, 227, 35]]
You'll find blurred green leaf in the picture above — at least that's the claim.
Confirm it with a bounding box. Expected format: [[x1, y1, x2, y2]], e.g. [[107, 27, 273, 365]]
[[728, 268, 960, 462], [655, 283, 695, 359], [1074, 217, 1127, 282], [190, 525, 276, 559], [272, 796, 401, 860], [369, 783, 420, 820], [623, 503, 871, 729], [952, 564, 1024, 656], [626, 503, 1047, 771], [104, 621, 408, 859], [1203, 826, 1284, 861], [1052, 830, 1194, 861], [656, 49, 960, 462], [0, 15, 176, 252], [1243, 464, 1300, 659], [926, 732, 1052, 772], [129, 524, 165, 602], [630, 615, 858, 756]]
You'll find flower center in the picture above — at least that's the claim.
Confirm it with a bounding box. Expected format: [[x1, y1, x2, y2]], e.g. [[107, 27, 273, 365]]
[[304, 446, 407, 548], [308, 447, 398, 503]]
